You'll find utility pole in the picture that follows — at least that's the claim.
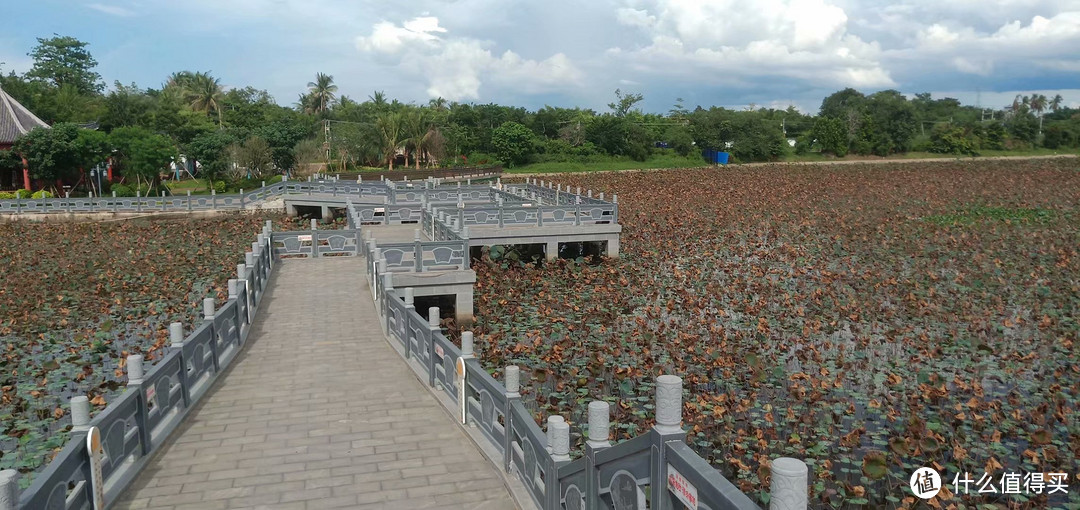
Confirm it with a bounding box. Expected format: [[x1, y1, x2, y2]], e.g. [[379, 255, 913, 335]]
[[323, 120, 332, 171]]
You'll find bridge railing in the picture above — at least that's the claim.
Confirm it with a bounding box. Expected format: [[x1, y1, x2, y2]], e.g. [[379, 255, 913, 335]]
[[5, 221, 277, 510], [366, 248, 770, 510]]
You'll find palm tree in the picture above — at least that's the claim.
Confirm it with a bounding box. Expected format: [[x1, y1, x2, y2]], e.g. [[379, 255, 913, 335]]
[[307, 73, 337, 114], [375, 112, 403, 170], [1030, 94, 1048, 135], [428, 97, 448, 112], [1050, 94, 1064, 112], [404, 109, 434, 169], [369, 91, 387, 109], [186, 72, 226, 127]]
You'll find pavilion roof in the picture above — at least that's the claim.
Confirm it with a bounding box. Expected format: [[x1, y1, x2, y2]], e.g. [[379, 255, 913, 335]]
[[0, 84, 49, 145]]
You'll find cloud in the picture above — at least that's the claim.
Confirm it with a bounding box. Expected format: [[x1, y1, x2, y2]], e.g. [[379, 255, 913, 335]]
[[607, 0, 896, 89], [901, 12, 1080, 77], [86, 3, 136, 17], [356, 16, 583, 101]]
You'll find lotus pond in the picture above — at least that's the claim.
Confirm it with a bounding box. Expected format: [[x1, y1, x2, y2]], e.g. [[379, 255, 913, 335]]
[[466, 160, 1080, 508]]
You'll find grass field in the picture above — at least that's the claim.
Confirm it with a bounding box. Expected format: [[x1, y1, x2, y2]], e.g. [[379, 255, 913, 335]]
[[468, 159, 1080, 508]]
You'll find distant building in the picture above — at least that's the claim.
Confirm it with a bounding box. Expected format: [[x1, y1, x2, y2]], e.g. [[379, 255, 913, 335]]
[[0, 84, 50, 189]]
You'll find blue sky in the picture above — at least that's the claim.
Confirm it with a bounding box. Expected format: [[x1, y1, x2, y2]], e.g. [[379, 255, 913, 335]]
[[3, 0, 1079, 114]]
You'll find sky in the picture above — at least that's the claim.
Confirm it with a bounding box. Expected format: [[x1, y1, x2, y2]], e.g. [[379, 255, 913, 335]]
[[2, 0, 1079, 114]]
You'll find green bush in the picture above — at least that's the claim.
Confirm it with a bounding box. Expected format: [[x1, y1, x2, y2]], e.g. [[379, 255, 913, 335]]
[[15, 189, 32, 199], [0, 192, 15, 200], [110, 184, 135, 197], [929, 124, 979, 156], [31, 190, 53, 199], [267, 174, 283, 184], [212, 181, 227, 194]]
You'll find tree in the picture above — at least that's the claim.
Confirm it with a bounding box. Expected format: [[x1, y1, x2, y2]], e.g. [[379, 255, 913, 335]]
[[184, 130, 236, 186], [184, 72, 226, 126], [13, 123, 81, 184], [404, 109, 435, 169], [728, 114, 785, 162], [863, 90, 918, 156], [608, 89, 644, 117], [1049, 94, 1064, 112], [26, 35, 103, 94], [255, 115, 314, 174], [369, 91, 388, 110], [229, 136, 273, 180], [664, 125, 694, 157], [375, 112, 403, 170], [812, 117, 848, 157], [73, 129, 111, 174], [491, 121, 536, 167], [307, 73, 337, 114], [100, 82, 154, 130], [127, 133, 177, 191]]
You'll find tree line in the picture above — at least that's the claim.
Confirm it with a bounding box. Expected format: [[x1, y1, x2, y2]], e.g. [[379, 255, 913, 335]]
[[2, 35, 1078, 194]]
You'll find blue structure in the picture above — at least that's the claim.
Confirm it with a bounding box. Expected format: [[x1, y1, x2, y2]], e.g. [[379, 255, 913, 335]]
[[702, 149, 730, 165]]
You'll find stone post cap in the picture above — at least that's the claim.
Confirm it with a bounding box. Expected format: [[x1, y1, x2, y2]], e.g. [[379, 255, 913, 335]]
[[772, 457, 808, 477]]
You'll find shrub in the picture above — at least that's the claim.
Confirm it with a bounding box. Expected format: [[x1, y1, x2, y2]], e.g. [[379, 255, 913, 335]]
[[212, 181, 227, 194], [110, 184, 135, 197], [267, 174, 283, 184], [31, 190, 53, 199], [15, 189, 32, 199], [0, 192, 15, 200]]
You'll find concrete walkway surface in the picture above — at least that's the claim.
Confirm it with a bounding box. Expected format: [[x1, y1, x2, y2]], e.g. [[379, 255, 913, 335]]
[[114, 258, 516, 510]]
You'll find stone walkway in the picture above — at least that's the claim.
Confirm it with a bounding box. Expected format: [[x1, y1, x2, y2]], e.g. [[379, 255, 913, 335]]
[[115, 258, 516, 510]]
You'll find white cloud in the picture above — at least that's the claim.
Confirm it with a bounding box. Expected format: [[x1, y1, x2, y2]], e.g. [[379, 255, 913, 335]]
[[358, 17, 445, 54], [607, 0, 896, 89], [903, 12, 1080, 76], [86, 3, 136, 17], [615, 8, 655, 29], [356, 16, 583, 101]]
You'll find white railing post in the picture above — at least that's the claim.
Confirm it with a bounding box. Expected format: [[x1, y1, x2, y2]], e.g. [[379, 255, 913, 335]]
[[0, 469, 17, 510], [127, 354, 144, 385], [770, 458, 809, 510], [587, 400, 611, 449], [170, 322, 184, 348], [70, 396, 91, 432]]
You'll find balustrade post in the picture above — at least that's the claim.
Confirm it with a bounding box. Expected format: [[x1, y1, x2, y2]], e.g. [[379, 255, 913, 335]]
[[0, 469, 17, 510], [112, 191, 117, 213], [187, 190, 192, 212], [504, 365, 521, 471], [70, 396, 91, 432], [240, 189, 245, 209], [382, 273, 394, 334], [584, 400, 612, 509], [403, 289, 415, 358], [770, 458, 809, 510], [136, 190, 142, 212], [546, 415, 564, 455], [127, 354, 145, 385], [651, 374, 685, 510], [414, 230, 423, 272], [551, 417, 570, 463], [427, 307, 440, 388], [170, 322, 185, 348]]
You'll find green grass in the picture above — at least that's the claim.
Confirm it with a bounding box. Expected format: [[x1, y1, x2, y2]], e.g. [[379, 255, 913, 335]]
[[165, 179, 211, 195], [508, 153, 707, 174], [925, 205, 1055, 226]]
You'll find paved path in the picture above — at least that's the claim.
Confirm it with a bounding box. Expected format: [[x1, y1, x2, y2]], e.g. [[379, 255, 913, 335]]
[[115, 258, 516, 510]]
